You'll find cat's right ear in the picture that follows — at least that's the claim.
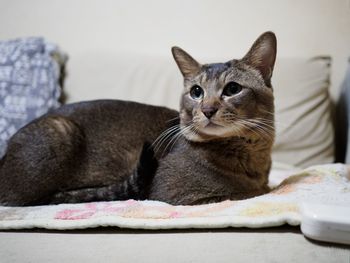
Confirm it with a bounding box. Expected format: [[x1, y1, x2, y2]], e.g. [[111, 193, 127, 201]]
[[242, 32, 277, 87], [172, 47, 201, 78]]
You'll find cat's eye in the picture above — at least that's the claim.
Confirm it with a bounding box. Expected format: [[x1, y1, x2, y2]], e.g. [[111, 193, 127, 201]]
[[190, 85, 204, 99], [222, 82, 242, 97]]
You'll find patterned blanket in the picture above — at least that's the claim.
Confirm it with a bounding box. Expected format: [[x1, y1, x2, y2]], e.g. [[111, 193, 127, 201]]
[[0, 163, 349, 230]]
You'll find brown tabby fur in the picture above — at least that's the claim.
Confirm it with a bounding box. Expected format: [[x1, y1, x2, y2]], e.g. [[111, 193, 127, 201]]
[[0, 32, 276, 206]]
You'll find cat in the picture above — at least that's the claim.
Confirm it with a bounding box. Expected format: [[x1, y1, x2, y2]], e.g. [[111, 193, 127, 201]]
[[149, 31, 277, 205], [0, 31, 276, 206]]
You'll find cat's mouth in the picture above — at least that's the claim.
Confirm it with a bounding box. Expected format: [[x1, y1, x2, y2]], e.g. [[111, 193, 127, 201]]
[[200, 120, 235, 136], [180, 111, 246, 142], [205, 120, 225, 129]]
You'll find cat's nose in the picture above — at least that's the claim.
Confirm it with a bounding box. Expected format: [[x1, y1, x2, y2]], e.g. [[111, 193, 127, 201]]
[[202, 107, 218, 119]]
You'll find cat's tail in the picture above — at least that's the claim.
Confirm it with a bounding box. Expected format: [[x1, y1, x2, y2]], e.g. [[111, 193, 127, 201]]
[[130, 142, 158, 200], [0, 155, 4, 168]]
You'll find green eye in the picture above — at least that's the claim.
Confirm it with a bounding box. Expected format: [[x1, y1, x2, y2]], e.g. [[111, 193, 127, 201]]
[[190, 85, 204, 99], [223, 82, 242, 96]]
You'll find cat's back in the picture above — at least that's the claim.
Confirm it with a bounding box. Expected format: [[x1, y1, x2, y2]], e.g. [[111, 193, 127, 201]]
[[53, 99, 177, 126], [50, 99, 178, 139]]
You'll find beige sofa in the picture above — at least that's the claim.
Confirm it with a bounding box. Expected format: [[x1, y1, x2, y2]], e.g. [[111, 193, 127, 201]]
[[1, 0, 350, 261], [1, 52, 349, 262]]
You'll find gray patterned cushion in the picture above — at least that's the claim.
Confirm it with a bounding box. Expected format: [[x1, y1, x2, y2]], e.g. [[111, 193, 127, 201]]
[[0, 37, 65, 158]]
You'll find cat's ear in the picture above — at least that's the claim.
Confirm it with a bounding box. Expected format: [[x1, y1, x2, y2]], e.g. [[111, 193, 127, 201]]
[[242, 31, 277, 87], [172, 47, 201, 78]]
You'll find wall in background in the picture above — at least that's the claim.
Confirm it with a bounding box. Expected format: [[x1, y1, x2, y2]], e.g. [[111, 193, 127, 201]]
[[0, 0, 349, 102]]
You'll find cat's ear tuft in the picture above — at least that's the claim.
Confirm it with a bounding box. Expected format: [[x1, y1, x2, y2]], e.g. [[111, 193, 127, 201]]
[[171, 46, 201, 78], [242, 31, 277, 87]]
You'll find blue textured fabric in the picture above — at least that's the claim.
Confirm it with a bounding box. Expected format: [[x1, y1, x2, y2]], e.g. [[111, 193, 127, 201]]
[[0, 37, 63, 158]]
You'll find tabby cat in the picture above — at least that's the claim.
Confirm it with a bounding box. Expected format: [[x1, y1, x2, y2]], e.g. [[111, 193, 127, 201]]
[[0, 31, 276, 206]]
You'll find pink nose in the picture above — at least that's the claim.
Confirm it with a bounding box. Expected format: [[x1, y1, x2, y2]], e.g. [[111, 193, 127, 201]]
[[202, 107, 218, 119]]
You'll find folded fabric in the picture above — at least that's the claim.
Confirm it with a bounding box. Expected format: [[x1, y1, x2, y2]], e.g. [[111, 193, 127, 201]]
[[0, 163, 348, 230], [0, 37, 65, 158]]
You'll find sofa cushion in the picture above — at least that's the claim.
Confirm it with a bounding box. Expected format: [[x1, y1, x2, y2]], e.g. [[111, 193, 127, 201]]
[[272, 57, 334, 168], [0, 37, 65, 158]]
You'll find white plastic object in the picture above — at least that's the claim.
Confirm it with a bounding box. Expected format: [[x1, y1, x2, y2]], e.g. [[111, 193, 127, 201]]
[[300, 202, 350, 245]]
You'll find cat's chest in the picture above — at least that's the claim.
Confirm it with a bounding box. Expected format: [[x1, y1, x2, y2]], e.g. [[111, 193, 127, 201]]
[[170, 140, 237, 172], [196, 138, 255, 160], [219, 144, 248, 158], [173, 137, 269, 169]]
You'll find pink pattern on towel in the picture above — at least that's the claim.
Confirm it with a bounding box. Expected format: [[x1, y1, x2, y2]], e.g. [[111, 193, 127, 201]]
[[54, 200, 137, 220]]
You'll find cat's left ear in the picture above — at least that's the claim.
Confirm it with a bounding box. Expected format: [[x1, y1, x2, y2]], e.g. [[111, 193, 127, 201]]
[[172, 47, 201, 78], [242, 31, 277, 87]]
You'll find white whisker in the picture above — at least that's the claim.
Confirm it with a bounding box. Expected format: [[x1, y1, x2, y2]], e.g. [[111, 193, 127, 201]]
[[165, 116, 180, 123], [152, 124, 181, 153], [161, 124, 194, 155]]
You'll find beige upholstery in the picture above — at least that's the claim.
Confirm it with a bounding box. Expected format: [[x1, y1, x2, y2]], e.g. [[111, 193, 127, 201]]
[[272, 58, 334, 167], [65, 54, 334, 168], [65, 53, 183, 110]]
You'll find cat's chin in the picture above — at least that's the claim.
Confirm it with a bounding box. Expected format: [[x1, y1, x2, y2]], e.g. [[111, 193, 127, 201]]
[[184, 123, 242, 142]]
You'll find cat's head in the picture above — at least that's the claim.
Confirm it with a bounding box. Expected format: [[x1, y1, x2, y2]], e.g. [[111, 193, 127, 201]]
[[172, 31, 277, 142]]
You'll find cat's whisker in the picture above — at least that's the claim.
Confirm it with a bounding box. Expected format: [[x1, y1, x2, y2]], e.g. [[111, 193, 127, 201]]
[[244, 119, 275, 133], [235, 120, 262, 139], [165, 116, 180, 123], [161, 122, 194, 152], [226, 114, 276, 134], [152, 124, 181, 153], [259, 110, 291, 129], [236, 119, 274, 140], [229, 121, 244, 136], [241, 124, 271, 141], [162, 124, 194, 155], [246, 119, 276, 133], [247, 119, 275, 131], [251, 125, 274, 140], [243, 118, 290, 138], [152, 125, 180, 148], [153, 130, 180, 153], [219, 115, 254, 138], [222, 112, 236, 118], [168, 124, 195, 153], [260, 109, 275, 116], [253, 117, 289, 129], [252, 117, 274, 123], [254, 109, 294, 129]]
